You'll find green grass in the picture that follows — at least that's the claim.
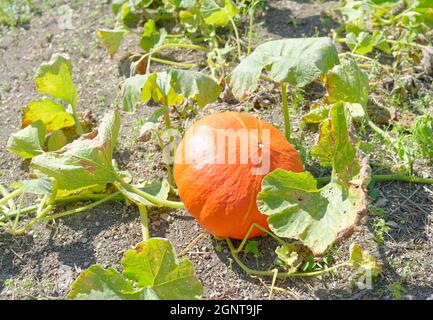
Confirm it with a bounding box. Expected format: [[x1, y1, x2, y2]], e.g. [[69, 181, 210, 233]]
[[0, 0, 54, 29]]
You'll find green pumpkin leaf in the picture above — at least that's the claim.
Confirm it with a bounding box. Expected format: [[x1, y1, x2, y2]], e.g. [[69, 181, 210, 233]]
[[302, 104, 330, 124], [345, 32, 374, 55], [326, 59, 369, 109], [311, 102, 360, 184], [179, 8, 201, 32], [122, 70, 219, 111], [11, 177, 54, 195], [257, 167, 369, 256], [97, 29, 128, 57], [7, 120, 46, 159], [122, 73, 156, 112], [168, 0, 196, 8], [227, 37, 339, 99], [258, 101, 371, 256], [168, 69, 221, 107], [139, 19, 167, 52], [48, 130, 68, 151], [68, 265, 140, 300], [122, 238, 203, 299], [201, 0, 239, 26], [35, 53, 78, 108], [22, 99, 75, 132], [31, 111, 120, 191]]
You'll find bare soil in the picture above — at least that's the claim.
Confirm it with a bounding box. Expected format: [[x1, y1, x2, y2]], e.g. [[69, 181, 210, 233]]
[[0, 0, 432, 300]]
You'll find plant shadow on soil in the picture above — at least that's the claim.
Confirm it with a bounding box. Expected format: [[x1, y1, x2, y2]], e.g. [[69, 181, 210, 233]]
[[0, 202, 138, 294], [315, 183, 433, 299], [260, 2, 339, 39]]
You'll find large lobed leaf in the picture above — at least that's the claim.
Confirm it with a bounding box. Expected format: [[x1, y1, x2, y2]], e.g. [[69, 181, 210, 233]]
[[257, 168, 369, 256], [68, 238, 203, 300], [122, 238, 203, 299], [258, 103, 370, 255], [35, 53, 78, 108], [31, 111, 121, 191], [227, 37, 339, 99]]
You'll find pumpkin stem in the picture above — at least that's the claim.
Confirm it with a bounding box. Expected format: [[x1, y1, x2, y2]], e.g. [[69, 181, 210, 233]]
[[138, 205, 150, 241], [281, 82, 291, 142]]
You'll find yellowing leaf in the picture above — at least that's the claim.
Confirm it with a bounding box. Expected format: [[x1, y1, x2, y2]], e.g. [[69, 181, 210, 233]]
[[97, 29, 128, 57], [348, 243, 381, 277], [35, 53, 78, 107], [201, 0, 239, 26], [22, 99, 75, 132]]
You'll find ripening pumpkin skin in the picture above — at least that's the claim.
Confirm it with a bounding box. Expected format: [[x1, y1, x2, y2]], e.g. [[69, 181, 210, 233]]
[[174, 112, 304, 239]]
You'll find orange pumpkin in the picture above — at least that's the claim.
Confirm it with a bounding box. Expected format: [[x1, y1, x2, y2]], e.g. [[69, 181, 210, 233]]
[[173, 112, 303, 239]]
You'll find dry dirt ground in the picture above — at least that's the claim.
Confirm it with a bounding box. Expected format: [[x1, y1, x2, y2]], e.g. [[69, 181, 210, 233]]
[[0, 0, 432, 300]]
